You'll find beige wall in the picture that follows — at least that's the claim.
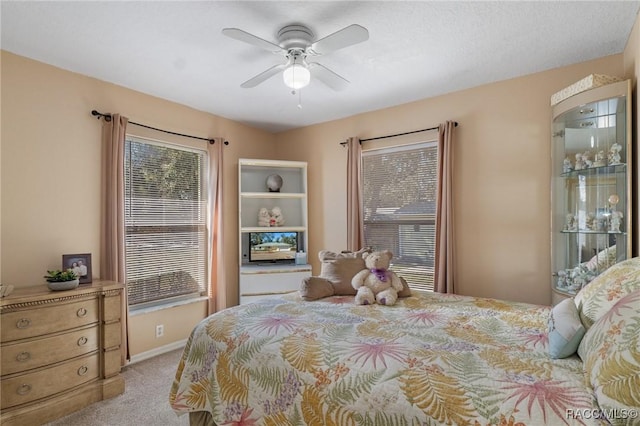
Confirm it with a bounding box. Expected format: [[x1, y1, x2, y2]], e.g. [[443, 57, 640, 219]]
[[1, 51, 276, 357], [276, 55, 625, 306], [128, 300, 208, 357], [623, 12, 640, 256]]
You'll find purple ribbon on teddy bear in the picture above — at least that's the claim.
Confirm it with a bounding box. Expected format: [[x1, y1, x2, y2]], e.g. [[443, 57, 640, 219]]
[[370, 268, 388, 282]]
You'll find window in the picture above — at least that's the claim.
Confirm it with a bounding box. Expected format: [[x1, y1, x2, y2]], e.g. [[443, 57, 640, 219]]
[[124, 136, 208, 307], [362, 142, 438, 292]]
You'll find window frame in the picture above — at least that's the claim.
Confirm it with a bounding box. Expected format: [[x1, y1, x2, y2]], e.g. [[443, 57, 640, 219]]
[[361, 140, 438, 292], [124, 135, 209, 310]]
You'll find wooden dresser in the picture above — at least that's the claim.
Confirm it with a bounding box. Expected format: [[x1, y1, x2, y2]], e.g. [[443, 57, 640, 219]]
[[0, 281, 125, 425]]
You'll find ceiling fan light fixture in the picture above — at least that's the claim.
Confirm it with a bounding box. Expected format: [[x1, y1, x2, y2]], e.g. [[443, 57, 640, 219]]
[[283, 63, 310, 89]]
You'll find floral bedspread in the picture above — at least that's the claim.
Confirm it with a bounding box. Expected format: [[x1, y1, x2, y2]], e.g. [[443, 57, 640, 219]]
[[170, 292, 602, 426]]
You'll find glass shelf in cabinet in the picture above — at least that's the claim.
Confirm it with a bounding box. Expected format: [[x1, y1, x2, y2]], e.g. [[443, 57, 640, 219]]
[[560, 163, 626, 178], [240, 192, 305, 198], [560, 230, 626, 235], [552, 286, 578, 297]]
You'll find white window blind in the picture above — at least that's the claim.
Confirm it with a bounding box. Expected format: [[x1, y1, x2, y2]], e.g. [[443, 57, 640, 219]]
[[362, 141, 438, 292], [125, 136, 208, 307]]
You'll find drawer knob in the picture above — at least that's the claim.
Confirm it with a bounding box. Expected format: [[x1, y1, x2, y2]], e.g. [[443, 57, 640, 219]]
[[77, 336, 88, 346], [16, 351, 31, 362], [17, 384, 32, 395], [77, 308, 88, 317], [78, 365, 88, 376], [16, 318, 31, 329]]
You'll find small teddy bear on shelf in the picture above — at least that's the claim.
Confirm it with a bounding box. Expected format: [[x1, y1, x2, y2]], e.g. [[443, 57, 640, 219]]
[[351, 250, 404, 306], [258, 208, 271, 227], [270, 206, 285, 227]]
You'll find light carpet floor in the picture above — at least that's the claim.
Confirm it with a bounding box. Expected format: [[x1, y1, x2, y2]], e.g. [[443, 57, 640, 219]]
[[46, 348, 189, 426]]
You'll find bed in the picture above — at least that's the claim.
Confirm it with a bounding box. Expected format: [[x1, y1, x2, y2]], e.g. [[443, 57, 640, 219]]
[[170, 258, 640, 426]]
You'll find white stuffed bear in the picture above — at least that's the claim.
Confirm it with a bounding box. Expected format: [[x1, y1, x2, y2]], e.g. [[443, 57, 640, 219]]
[[258, 208, 271, 227], [351, 250, 403, 306], [270, 206, 285, 227]]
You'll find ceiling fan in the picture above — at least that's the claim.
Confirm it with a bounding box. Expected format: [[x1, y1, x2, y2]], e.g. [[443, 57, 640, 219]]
[[221, 23, 369, 91]]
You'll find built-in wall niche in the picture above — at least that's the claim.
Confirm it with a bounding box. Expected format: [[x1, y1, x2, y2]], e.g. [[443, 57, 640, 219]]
[[237, 159, 310, 304]]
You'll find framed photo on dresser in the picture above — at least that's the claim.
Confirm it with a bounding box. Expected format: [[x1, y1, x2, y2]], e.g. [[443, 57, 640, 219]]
[[62, 253, 92, 284]]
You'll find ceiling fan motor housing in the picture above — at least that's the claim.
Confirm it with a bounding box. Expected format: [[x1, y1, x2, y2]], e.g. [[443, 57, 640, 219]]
[[277, 24, 314, 51]]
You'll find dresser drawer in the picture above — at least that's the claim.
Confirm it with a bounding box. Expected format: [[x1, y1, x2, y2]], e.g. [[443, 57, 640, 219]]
[[1, 326, 99, 375], [1, 299, 99, 342], [1, 353, 99, 409]]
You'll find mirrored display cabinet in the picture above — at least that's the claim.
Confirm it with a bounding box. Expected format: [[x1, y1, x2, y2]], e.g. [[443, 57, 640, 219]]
[[551, 80, 631, 305]]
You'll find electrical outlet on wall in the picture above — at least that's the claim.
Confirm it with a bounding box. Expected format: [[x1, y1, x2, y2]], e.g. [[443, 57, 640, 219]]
[[155, 324, 164, 338]]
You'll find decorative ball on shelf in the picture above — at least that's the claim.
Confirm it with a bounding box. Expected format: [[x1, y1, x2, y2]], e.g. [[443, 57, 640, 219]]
[[266, 174, 283, 192], [608, 194, 620, 206]]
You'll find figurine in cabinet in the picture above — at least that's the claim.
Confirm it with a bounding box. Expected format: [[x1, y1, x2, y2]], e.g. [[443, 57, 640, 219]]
[[610, 210, 623, 233], [562, 156, 573, 173], [585, 212, 597, 231], [593, 150, 606, 167], [574, 153, 586, 170], [564, 213, 577, 231], [582, 151, 593, 168], [608, 143, 622, 165], [556, 270, 567, 290]]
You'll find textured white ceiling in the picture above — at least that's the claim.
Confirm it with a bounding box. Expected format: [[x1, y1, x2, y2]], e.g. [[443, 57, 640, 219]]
[[2, 1, 639, 133]]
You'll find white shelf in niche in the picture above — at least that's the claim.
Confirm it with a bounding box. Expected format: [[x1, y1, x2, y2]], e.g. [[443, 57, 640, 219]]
[[238, 158, 309, 305], [241, 192, 305, 198], [241, 226, 307, 233]]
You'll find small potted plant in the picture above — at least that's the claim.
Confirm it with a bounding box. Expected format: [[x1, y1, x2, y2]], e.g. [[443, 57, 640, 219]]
[[44, 269, 79, 291]]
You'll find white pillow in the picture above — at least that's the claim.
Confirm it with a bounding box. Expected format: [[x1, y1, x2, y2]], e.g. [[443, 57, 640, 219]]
[[548, 298, 585, 359]]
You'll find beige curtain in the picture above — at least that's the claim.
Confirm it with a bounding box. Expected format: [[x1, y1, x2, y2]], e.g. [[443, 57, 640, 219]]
[[207, 138, 226, 315], [346, 137, 364, 251], [435, 121, 456, 293], [100, 113, 129, 363]]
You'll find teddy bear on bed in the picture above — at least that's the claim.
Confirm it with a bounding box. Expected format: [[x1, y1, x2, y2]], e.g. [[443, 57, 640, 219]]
[[351, 250, 404, 306]]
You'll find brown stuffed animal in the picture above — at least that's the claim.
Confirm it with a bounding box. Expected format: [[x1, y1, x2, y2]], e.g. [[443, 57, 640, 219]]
[[299, 248, 370, 300]]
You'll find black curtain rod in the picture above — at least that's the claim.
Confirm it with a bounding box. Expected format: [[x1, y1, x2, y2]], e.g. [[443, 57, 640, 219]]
[[91, 110, 228, 145], [340, 122, 458, 146]]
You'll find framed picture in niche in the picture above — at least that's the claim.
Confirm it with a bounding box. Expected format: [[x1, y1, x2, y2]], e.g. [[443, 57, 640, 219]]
[[62, 253, 92, 284]]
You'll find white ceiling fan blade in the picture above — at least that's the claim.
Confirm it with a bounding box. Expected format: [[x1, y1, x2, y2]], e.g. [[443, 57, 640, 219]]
[[222, 28, 285, 54], [308, 62, 349, 91], [240, 64, 286, 88], [309, 24, 369, 55]]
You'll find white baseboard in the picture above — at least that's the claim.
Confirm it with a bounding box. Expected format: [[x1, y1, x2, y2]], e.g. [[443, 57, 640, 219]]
[[128, 339, 187, 365]]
